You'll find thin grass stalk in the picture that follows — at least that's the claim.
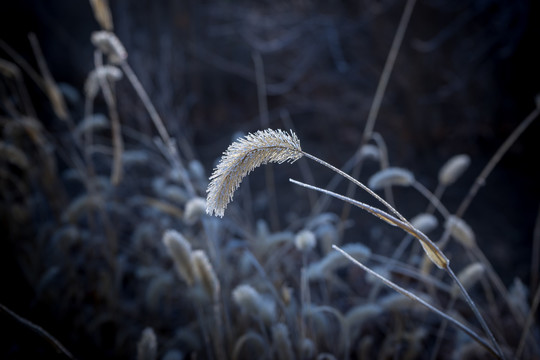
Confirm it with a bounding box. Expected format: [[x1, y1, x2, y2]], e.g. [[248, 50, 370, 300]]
[[371, 132, 394, 207], [341, 0, 417, 229], [0, 304, 74, 359], [515, 283, 540, 359], [280, 110, 317, 208], [531, 204, 540, 295], [446, 266, 505, 359], [28, 34, 69, 122], [411, 180, 450, 219], [119, 61, 196, 196], [94, 51, 123, 185], [331, 245, 499, 359], [457, 105, 540, 218]]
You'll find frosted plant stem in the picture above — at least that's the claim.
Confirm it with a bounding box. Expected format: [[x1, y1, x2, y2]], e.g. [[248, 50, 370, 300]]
[[411, 181, 450, 219], [515, 284, 540, 359], [446, 266, 505, 359], [120, 61, 196, 196], [94, 51, 123, 185]]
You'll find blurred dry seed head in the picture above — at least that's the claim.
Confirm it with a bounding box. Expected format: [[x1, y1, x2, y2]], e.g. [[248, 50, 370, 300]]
[[0, 141, 30, 170], [183, 197, 206, 225], [75, 114, 109, 138], [438, 154, 470, 186], [145, 273, 175, 311], [191, 249, 219, 301], [345, 303, 382, 337], [61, 193, 104, 223], [91, 31, 127, 64], [0, 58, 20, 77], [306, 243, 371, 280], [137, 327, 157, 360], [368, 167, 414, 190], [232, 284, 277, 324], [162, 185, 189, 204], [89, 0, 114, 31], [445, 215, 476, 248], [122, 150, 150, 166], [410, 213, 438, 234], [315, 223, 339, 255], [379, 293, 431, 313], [295, 229, 316, 252], [162, 229, 196, 286], [206, 129, 303, 217], [161, 349, 184, 360], [300, 338, 316, 359], [271, 323, 295, 360], [359, 144, 380, 161], [84, 65, 123, 99], [509, 278, 530, 316], [452, 262, 484, 296]]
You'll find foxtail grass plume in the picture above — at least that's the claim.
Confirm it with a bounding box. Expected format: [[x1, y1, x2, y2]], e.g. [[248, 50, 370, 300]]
[[206, 129, 303, 217]]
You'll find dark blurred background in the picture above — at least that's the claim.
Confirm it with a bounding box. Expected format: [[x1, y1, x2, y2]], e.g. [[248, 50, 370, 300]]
[[1, 0, 539, 359]]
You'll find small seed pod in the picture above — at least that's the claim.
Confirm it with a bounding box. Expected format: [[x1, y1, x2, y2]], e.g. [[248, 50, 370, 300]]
[[184, 197, 206, 225], [271, 323, 294, 360], [438, 154, 470, 186], [359, 144, 380, 161], [192, 250, 219, 301], [232, 284, 276, 324], [137, 327, 157, 360], [295, 229, 316, 252], [368, 167, 414, 190], [84, 65, 123, 99], [162, 229, 195, 285], [452, 262, 484, 296], [91, 31, 127, 64], [445, 215, 476, 248], [410, 213, 438, 234]]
